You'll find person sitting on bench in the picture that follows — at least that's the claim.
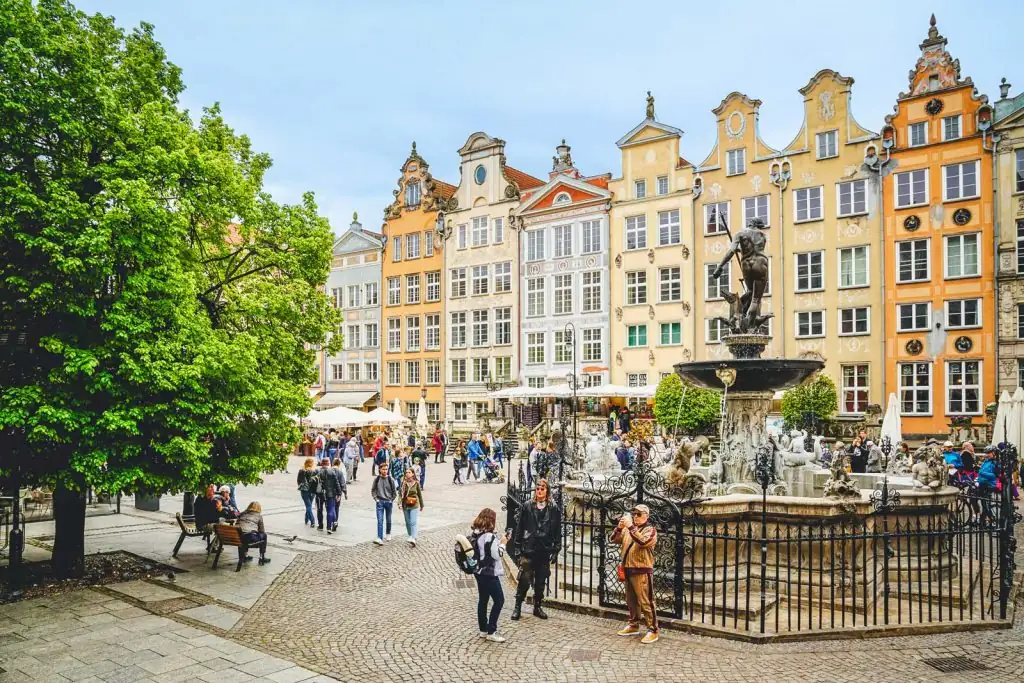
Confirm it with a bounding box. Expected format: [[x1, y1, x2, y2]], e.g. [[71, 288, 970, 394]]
[[193, 485, 220, 532], [237, 501, 270, 565]]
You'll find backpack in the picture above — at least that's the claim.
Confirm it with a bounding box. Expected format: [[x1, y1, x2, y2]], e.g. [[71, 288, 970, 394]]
[[454, 534, 478, 575], [307, 470, 321, 496]]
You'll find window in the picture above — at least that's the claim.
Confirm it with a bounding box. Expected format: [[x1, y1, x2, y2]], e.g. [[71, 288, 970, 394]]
[[387, 318, 401, 351], [450, 312, 466, 348], [816, 130, 838, 159], [471, 310, 489, 347], [426, 359, 440, 385], [473, 358, 488, 383], [527, 332, 545, 364], [658, 266, 681, 302], [627, 324, 648, 347], [947, 360, 981, 414], [1019, 304, 1024, 339], [726, 148, 746, 176], [346, 324, 361, 350], [899, 362, 932, 415], [405, 315, 420, 351], [365, 362, 378, 382], [450, 267, 466, 297], [1016, 149, 1024, 193], [553, 192, 570, 205], [471, 265, 489, 296], [405, 274, 420, 304], [909, 122, 928, 147], [705, 202, 729, 235], [705, 262, 730, 300], [553, 330, 573, 363], [457, 224, 467, 249], [347, 285, 362, 309], [839, 307, 869, 335], [837, 179, 867, 217], [471, 216, 489, 247], [796, 310, 825, 338], [494, 357, 511, 381], [795, 251, 824, 291], [942, 115, 961, 141], [581, 219, 601, 253], [450, 359, 466, 383], [794, 187, 823, 222], [656, 175, 669, 196], [660, 322, 681, 346], [493, 218, 504, 244], [841, 365, 869, 414], [552, 223, 572, 258], [634, 179, 646, 199], [946, 299, 981, 329], [331, 364, 343, 381], [625, 215, 647, 249], [494, 261, 512, 293], [404, 181, 421, 207], [330, 287, 342, 309], [365, 282, 378, 306], [627, 373, 648, 388], [386, 361, 401, 386], [943, 161, 978, 201], [626, 270, 647, 305], [582, 271, 602, 312], [526, 278, 545, 317], [427, 402, 440, 422], [895, 169, 927, 208], [387, 277, 401, 305], [392, 236, 402, 262], [405, 361, 419, 385], [424, 232, 434, 257], [706, 318, 726, 344], [346, 363, 360, 381], [425, 314, 440, 350], [526, 230, 545, 261], [495, 307, 511, 345], [583, 373, 603, 388], [406, 402, 419, 420], [426, 271, 440, 302], [1018, 221, 1024, 274], [406, 232, 421, 259], [582, 328, 602, 362], [656, 210, 681, 246], [839, 246, 868, 288], [897, 239, 930, 283], [450, 403, 465, 421], [897, 302, 930, 332], [944, 233, 980, 278], [365, 323, 378, 348], [742, 195, 769, 227], [553, 274, 572, 315]]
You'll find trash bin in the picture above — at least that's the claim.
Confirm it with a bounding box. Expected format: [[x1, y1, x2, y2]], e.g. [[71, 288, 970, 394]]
[[135, 493, 160, 512]]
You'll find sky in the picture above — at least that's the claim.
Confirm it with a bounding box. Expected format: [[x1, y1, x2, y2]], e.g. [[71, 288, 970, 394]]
[[74, 0, 1024, 238]]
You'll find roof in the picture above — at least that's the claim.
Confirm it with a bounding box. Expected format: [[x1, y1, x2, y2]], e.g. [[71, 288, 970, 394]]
[[505, 166, 544, 190], [433, 179, 457, 199], [677, 156, 693, 169], [315, 391, 379, 409]]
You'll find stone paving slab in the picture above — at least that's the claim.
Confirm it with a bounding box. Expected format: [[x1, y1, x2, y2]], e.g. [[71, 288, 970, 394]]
[[176, 604, 243, 631], [106, 581, 184, 603]]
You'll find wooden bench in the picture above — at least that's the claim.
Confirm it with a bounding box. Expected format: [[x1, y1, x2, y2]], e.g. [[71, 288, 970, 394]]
[[211, 523, 260, 572], [172, 513, 210, 558]]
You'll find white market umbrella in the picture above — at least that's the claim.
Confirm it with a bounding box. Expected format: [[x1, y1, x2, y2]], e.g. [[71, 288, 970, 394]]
[[992, 390, 1011, 445], [1006, 388, 1024, 453], [366, 407, 410, 426], [416, 396, 430, 435], [879, 393, 902, 446], [392, 398, 401, 415], [304, 406, 367, 429]]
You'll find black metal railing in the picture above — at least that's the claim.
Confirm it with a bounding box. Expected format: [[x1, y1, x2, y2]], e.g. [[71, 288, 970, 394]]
[[502, 443, 1020, 637]]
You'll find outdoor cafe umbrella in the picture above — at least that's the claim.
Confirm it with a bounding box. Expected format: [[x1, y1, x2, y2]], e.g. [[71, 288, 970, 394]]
[[366, 407, 410, 426], [1006, 388, 1024, 452], [992, 390, 1011, 446], [416, 396, 430, 435], [304, 406, 367, 429], [879, 392, 902, 446]]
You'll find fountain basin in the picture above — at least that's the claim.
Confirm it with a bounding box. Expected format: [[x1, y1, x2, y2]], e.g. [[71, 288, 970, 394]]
[[674, 358, 824, 393]]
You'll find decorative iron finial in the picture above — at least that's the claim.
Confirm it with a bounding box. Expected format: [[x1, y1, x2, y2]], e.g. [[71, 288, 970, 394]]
[[646, 91, 655, 119], [352, 211, 358, 222], [1000, 77, 1012, 99], [411, 141, 417, 153]]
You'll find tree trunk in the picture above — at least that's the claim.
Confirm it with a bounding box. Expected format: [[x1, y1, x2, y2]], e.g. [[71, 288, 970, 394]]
[[51, 481, 86, 579]]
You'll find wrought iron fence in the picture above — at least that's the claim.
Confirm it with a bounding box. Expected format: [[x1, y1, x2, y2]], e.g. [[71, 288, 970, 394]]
[[502, 443, 1020, 637]]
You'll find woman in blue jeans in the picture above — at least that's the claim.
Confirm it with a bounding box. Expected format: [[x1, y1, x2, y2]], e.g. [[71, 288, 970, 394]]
[[296, 457, 317, 527], [471, 508, 508, 642], [399, 468, 424, 547]]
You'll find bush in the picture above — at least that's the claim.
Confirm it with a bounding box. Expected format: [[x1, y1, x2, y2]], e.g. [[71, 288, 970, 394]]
[[653, 374, 720, 435], [780, 375, 838, 432]]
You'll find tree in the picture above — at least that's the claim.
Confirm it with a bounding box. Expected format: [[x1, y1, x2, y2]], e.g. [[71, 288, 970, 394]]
[[0, 0, 339, 577], [780, 375, 838, 434], [653, 374, 720, 435]]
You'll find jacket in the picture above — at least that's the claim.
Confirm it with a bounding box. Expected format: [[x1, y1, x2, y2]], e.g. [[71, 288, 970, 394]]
[[400, 479, 424, 510], [510, 501, 561, 558], [977, 459, 998, 488], [296, 468, 317, 492], [318, 466, 344, 498], [193, 495, 219, 528], [473, 531, 505, 577], [468, 440, 484, 461], [343, 438, 360, 463], [237, 510, 265, 535], [371, 474, 397, 502], [611, 522, 657, 575], [432, 434, 444, 452]]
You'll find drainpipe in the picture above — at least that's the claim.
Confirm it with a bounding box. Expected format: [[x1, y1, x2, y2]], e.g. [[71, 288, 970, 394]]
[[867, 136, 892, 401], [690, 180, 703, 356], [769, 162, 791, 357], [981, 120, 999, 396]]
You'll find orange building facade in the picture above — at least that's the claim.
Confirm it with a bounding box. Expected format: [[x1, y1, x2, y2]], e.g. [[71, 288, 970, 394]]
[[882, 17, 996, 439], [380, 143, 456, 424]]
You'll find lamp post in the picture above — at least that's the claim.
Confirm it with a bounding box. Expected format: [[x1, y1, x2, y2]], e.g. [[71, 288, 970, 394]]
[[563, 322, 579, 465]]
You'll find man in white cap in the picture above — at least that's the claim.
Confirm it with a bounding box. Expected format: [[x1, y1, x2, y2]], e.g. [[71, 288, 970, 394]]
[[611, 503, 659, 643]]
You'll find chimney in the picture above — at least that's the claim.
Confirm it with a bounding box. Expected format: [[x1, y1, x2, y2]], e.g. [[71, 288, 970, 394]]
[[999, 77, 1012, 100]]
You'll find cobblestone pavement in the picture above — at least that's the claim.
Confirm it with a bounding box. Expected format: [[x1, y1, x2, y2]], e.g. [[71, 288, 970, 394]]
[[231, 522, 1024, 683]]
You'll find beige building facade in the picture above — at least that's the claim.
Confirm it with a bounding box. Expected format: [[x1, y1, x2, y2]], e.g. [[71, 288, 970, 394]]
[[994, 79, 1024, 393]]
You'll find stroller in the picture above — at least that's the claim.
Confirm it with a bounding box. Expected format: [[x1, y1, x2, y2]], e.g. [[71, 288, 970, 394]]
[[483, 456, 505, 484]]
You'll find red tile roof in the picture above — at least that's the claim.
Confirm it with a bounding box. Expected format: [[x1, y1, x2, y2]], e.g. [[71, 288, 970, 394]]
[[506, 166, 544, 190], [582, 174, 610, 190], [677, 156, 693, 169], [433, 179, 457, 199]]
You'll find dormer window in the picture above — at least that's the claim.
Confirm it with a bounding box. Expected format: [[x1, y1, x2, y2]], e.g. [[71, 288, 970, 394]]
[[726, 149, 746, 176], [405, 181, 421, 207], [553, 192, 571, 205], [929, 75, 939, 91], [634, 179, 647, 199]]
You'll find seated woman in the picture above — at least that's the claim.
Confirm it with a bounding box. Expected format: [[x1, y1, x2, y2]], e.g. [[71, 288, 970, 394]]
[[217, 485, 240, 520], [237, 501, 270, 565]]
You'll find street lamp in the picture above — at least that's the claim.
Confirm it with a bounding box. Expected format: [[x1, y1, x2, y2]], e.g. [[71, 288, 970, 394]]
[[563, 322, 578, 472]]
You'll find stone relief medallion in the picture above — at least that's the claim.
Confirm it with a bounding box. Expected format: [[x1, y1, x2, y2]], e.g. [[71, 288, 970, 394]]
[[904, 215, 921, 231], [797, 340, 824, 352], [952, 208, 971, 226], [1017, 196, 1024, 215], [681, 301, 691, 316], [557, 260, 568, 271], [614, 306, 622, 321], [751, 175, 762, 193], [614, 254, 622, 268], [840, 223, 863, 239], [845, 338, 865, 353], [647, 249, 655, 264], [905, 339, 923, 356], [798, 227, 822, 244], [1002, 359, 1017, 376], [585, 256, 597, 268], [925, 98, 944, 115], [797, 292, 824, 308], [648, 305, 655, 319], [800, 171, 815, 186], [615, 351, 623, 366], [1002, 296, 1015, 313], [726, 111, 745, 139], [709, 182, 723, 200], [648, 350, 656, 366], [954, 335, 973, 353], [818, 91, 835, 121], [683, 348, 692, 362], [680, 245, 690, 260], [529, 264, 540, 276], [710, 241, 726, 255], [1002, 253, 1014, 272]]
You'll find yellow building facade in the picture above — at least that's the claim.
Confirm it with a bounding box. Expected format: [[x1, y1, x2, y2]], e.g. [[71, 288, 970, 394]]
[[692, 71, 883, 418], [609, 96, 696, 388]]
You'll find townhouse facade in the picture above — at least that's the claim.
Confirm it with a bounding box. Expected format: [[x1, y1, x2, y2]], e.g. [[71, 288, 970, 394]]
[[608, 96, 696, 388], [994, 79, 1024, 393]]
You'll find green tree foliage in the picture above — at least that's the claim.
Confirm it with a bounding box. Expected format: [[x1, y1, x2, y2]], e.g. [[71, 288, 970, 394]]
[[653, 373, 720, 435], [0, 0, 340, 576], [780, 375, 838, 432]]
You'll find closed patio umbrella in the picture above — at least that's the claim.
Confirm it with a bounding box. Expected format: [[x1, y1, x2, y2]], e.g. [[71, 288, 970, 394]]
[[879, 393, 902, 446], [992, 390, 1011, 446]]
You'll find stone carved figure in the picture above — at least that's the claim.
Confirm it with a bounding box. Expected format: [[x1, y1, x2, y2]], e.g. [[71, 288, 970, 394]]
[[866, 443, 883, 473], [886, 443, 910, 475], [664, 435, 709, 487], [823, 452, 860, 499], [788, 430, 807, 455], [646, 91, 655, 119], [583, 434, 619, 475], [812, 435, 824, 464], [911, 447, 946, 490], [711, 217, 774, 335]]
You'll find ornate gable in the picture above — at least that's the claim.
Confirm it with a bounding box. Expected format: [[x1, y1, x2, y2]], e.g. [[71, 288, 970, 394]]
[[615, 92, 684, 148], [383, 142, 458, 220], [903, 15, 972, 99]]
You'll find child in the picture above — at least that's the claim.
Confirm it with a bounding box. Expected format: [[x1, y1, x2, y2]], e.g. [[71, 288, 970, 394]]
[[453, 440, 468, 485]]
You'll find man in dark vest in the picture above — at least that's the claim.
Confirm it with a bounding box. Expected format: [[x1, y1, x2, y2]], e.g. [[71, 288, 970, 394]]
[[509, 478, 562, 621]]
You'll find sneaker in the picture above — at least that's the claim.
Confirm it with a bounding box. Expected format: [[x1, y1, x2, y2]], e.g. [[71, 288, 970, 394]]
[[408, 539, 417, 547], [485, 633, 506, 643], [385, 534, 391, 541], [617, 625, 642, 637], [327, 530, 332, 535], [478, 631, 488, 638], [374, 537, 384, 546], [640, 631, 659, 644]]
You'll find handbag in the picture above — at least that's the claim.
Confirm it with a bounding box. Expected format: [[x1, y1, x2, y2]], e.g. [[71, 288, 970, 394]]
[[616, 533, 634, 582], [403, 484, 418, 507]]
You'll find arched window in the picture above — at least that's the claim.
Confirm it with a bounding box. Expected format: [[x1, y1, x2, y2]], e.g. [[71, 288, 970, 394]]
[[553, 191, 571, 205], [405, 181, 421, 207]]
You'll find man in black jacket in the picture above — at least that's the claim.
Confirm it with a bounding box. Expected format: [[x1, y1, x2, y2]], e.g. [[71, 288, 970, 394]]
[[317, 458, 345, 534], [509, 479, 562, 621], [193, 484, 220, 532]]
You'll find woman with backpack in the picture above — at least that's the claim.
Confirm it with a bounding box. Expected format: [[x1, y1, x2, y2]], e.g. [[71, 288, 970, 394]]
[[400, 467, 424, 547], [452, 440, 468, 486], [471, 508, 508, 642], [296, 457, 317, 527]]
